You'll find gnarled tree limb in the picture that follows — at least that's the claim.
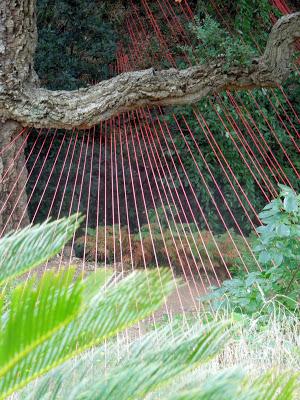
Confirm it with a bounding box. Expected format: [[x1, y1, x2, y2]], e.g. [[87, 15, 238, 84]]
[[0, 2, 299, 129]]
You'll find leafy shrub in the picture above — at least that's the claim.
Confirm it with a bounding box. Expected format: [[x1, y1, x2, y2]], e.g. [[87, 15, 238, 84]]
[[161, 76, 300, 235], [201, 185, 300, 315], [35, 0, 119, 89], [182, 15, 257, 70], [196, 0, 279, 47]]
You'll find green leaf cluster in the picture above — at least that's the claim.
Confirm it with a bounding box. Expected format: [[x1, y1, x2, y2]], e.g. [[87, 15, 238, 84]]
[[35, 0, 118, 90], [201, 185, 300, 315], [0, 216, 298, 399], [0, 216, 176, 398], [197, 0, 279, 47], [182, 15, 257, 70], [255, 184, 300, 269]]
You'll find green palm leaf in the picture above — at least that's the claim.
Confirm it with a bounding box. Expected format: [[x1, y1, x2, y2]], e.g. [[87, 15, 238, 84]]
[[65, 322, 232, 400], [16, 326, 299, 400], [169, 371, 298, 400], [0, 269, 82, 373], [0, 214, 83, 284], [0, 269, 174, 398]]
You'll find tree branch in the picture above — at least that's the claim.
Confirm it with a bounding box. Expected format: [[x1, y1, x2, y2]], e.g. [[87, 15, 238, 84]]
[[0, 12, 299, 129]]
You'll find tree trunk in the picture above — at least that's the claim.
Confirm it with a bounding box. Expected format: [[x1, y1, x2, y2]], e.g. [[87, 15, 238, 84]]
[[0, 0, 36, 233], [0, 121, 29, 235]]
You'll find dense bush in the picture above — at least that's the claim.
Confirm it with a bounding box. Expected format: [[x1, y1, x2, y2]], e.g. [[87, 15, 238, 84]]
[[35, 0, 121, 89], [197, 0, 279, 47], [201, 185, 300, 315], [182, 15, 257, 70]]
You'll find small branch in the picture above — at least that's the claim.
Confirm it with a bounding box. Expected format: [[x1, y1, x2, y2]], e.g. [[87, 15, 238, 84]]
[[285, 267, 299, 294], [0, 12, 299, 129]]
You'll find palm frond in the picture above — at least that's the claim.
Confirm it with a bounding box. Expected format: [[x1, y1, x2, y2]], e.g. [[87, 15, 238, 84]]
[[249, 372, 298, 400], [15, 319, 299, 400], [166, 369, 248, 400], [0, 269, 83, 378], [0, 269, 174, 398], [168, 371, 298, 400], [66, 321, 232, 400], [0, 214, 83, 284]]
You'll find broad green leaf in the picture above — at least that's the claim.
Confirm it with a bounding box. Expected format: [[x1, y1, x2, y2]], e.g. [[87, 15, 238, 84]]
[[0, 268, 82, 385], [253, 244, 265, 252], [259, 209, 279, 219], [258, 251, 271, 264], [271, 253, 283, 266], [276, 224, 291, 237], [245, 272, 260, 287], [278, 184, 296, 197], [256, 225, 274, 235], [262, 198, 281, 211], [283, 194, 298, 213]]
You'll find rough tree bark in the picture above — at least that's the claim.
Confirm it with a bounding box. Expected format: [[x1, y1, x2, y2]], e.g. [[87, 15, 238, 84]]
[[0, 0, 299, 232], [0, 121, 29, 234], [0, 0, 38, 233], [0, 6, 299, 129]]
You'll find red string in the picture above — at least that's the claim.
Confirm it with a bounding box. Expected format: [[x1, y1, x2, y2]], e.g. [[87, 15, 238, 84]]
[[193, 110, 261, 228], [69, 131, 90, 267], [30, 130, 66, 221], [176, 113, 261, 272], [212, 97, 275, 200], [82, 127, 95, 274], [248, 91, 300, 179], [0, 129, 32, 185], [138, 108, 220, 290], [131, 110, 201, 310], [232, 93, 294, 187], [57, 132, 85, 269], [0, 127, 28, 157], [95, 123, 103, 271], [226, 92, 283, 187]]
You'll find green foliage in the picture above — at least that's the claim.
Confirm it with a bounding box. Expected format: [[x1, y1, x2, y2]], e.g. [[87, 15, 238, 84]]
[[0, 217, 299, 399], [183, 15, 257, 70], [161, 75, 300, 235], [16, 322, 300, 400], [0, 217, 176, 399], [35, 0, 118, 89], [255, 184, 300, 269], [198, 0, 279, 47], [233, 0, 277, 44], [201, 185, 300, 315], [0, 214, 83, 283]]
